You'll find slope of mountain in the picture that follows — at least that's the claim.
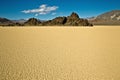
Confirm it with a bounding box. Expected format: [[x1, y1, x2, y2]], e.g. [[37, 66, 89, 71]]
[[97, 10, 120, 20], [64, 12, 92, 26], [89, 10, 120, 25], [24, 18, 41, 26], [25, 12, 93, 26], [0, 17, 14, 26], [42, 17, 67, 26], [0, 12, 93, 26]]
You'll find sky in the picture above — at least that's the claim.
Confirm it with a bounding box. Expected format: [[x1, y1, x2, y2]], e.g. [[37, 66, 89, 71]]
[[0, 0, 120, 20]]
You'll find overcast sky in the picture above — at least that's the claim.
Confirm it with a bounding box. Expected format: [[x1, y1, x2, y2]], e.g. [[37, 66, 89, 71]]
[[0, 0, 120, 20]]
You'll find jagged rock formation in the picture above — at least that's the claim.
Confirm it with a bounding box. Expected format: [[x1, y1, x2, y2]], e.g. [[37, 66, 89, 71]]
[[41, 12, 93, 26], [24, 18, 41, 26], [42, 17, 67, 26], [65, 12, 92, 26], [0, 12, 93, 26]]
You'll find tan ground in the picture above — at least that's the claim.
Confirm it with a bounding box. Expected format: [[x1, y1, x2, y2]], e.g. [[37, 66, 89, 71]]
[[0, 26, 120, 80]]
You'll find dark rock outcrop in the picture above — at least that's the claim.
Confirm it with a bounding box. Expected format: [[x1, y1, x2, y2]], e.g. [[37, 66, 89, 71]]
[[41, 12, 93, 26], [42, 17, 67, 26], [24, 18, 41, 26], [65, 12, 80, 26], [0, 12, 93, 26], [65, 12, 92, 26]]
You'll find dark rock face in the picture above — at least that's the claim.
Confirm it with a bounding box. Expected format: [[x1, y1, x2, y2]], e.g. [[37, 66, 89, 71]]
[[0, 12, 93, 26], [65, 12, 92, 26], [42, 17, 67, 26], [41, 12, 93, 26], [65, 12, 79, 26], [69, 12, 80, 19], [24, 18, 41, 26], [52, 17, 67, 25]]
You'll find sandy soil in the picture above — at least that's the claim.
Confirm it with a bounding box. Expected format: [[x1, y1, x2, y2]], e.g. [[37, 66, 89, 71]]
[[0, 26, 120, 80]]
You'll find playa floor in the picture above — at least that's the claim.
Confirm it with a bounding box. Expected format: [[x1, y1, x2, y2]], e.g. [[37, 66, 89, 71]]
[[0, 26, 120, 80]]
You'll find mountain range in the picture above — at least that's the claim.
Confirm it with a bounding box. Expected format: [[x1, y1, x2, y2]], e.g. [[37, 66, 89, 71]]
[[24, 12, 92, 26], [0, 12, 92, 26], [0, 10, 120, 26]]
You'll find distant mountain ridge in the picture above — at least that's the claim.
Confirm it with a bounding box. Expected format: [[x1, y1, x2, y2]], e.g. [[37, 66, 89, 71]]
[[0, 17, 14, 26], [89, 10, 120, 25], [0, 17, 24, 26], [97, 10, 120, 21], [1, 10, 120, 26], [12, 19, 26, 24], [0, 12, 93, 26]]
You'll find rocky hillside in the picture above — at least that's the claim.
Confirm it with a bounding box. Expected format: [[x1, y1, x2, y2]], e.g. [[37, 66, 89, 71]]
[[26, 12, 93, 26], [0, 12, 93, 26], [65, 12, 92, 26], [89, 10, 120, 25], [24, 18, 41, 26], [42, 17, 67, 26]]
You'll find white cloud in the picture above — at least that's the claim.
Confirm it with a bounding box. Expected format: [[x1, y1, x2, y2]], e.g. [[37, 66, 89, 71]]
[[22, 4, 58, 16], [35, 14, 39, 16]]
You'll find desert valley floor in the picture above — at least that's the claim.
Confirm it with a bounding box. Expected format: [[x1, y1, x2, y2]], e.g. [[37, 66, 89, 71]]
[[0, 26, 120, 80]]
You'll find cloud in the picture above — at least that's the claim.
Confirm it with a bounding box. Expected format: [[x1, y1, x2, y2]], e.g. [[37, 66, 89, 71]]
[[35, 14, 39, 16], [22, 4, 58, 16]]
